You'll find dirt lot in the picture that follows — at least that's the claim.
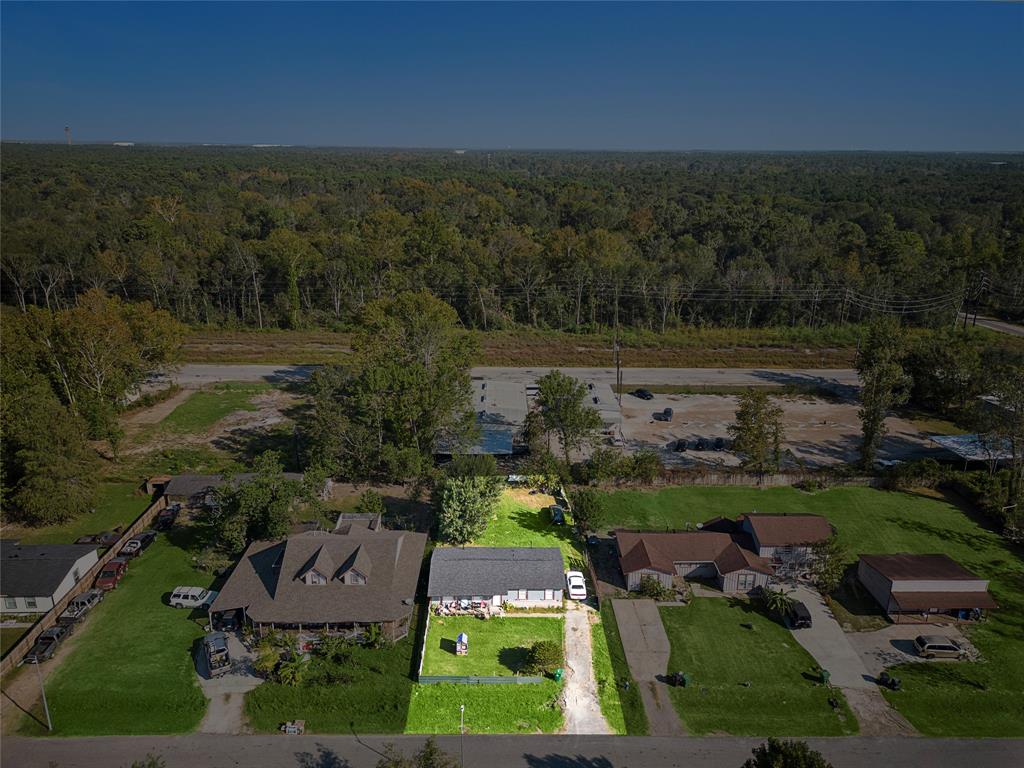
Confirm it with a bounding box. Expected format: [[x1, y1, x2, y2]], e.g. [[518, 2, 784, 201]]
[[619, 392, 938, 468], [846, 623, 979, 678]]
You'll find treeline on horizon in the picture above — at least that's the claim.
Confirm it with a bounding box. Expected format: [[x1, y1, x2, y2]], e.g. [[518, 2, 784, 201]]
[[2, 144, 1022, 332]]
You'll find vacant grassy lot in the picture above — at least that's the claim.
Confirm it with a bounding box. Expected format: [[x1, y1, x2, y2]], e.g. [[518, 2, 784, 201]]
[[404, 679, 564, 734], [9, 483, 151, 546], [161, 382, 271, 433], [473, 492, 586, 570], [590, 611, 626, 734], [421, 616, 563, 677], [596, 485, 1024, 736], [19, 528, 209, 736], [246, 622, 420, 734], [660, 599, 857, 736]]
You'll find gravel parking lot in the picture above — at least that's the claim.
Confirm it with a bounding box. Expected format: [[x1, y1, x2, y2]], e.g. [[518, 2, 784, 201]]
[[619, 392, 938, 468]]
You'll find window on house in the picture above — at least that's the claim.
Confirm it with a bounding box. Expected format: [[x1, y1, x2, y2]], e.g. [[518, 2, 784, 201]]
[[26, 597, 37, 609], [305, 571, 327, 585], [3, 597, 16, 610]]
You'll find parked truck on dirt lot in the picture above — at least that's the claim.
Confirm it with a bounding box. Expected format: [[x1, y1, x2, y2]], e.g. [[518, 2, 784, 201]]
[[58, 589, 105, 625]]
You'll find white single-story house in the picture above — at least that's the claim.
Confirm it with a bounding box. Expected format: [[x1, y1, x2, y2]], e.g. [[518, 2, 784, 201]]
[[616, 530, 774, 593], [1, 542, 99, 615], [857, 553, 997, 621], [427, 547, 565, 609]]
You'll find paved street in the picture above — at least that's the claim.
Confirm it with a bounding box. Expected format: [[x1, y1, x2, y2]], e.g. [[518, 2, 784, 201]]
[[960, 314, 1024, 337], [152, 364, 860, 390], [4, 733, 1022, 768]]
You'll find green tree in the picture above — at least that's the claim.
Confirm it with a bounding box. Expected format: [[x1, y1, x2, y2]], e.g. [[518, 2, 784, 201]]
[[856, 317, 911, 468], [355, 489, 387, 519], [729, 389, 785, 474], [433, 474, 503, 544], [569, 488, 602, 534], [276, 654, 310, 687], [811, 535, 847, 594], [524, 639, 563, 675], [906, 328, 983, 414], [308, 292, 477, 482], [376, 737, 459, 768], [208, 451, 306, 553], [629, 449, 662, 484], [535, 370, 603, 463], [742, 738, 833, 768]]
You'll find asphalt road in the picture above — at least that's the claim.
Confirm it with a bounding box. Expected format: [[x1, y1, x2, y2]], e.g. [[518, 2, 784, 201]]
[[961, 314, 1024, 337], [154, 364, 860, 390], [4, 734, 1022, 768]]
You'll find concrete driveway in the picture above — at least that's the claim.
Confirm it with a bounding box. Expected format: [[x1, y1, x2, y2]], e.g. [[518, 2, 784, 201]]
[[195, 633, 263, 734], [610, 599, 686, 736], [787, 586, 916, 736], [847, 623, 978, 678]]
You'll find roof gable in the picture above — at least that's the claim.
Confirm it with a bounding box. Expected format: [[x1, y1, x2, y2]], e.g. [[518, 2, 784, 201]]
[[743, 514, 833, 547]]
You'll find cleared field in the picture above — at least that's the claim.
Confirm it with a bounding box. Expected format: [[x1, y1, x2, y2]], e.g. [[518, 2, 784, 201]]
[[6, 483, 151, 546], [594, 485, 1024, 737], [421, 616, 563, 677], [161, 382, 272, 433], [404, 679, 564, 734], [660, 599, 857, 736]]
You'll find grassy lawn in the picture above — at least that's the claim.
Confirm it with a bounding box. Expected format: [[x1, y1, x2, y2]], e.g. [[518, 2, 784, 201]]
[[421, 616, 563, 677], [473, 491, 586, 570], [1, 627, 30, 658], [590, 611, 626, 734], [10, 482, 151, 545], [660, 599, 857, 736], [245, 625, 420, 734], [596, 485, 1024, 736], [18, 527, 210, 736], [404, 679, 564, 734], [161, 382, 271, 433]]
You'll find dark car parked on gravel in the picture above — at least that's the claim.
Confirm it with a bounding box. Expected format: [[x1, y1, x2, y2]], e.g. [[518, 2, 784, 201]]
[[674, 439, 688, 452], [75, 530, 121, 547], [25, 625, 72, 663], [631, 389, 654, 401]]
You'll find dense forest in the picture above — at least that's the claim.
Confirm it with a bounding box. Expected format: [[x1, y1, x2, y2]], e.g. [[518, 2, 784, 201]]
[[2, 145, 1023, 331]]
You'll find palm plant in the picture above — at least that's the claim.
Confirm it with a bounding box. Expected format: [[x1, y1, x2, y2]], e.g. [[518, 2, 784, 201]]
[[760, 587, 796, 619]]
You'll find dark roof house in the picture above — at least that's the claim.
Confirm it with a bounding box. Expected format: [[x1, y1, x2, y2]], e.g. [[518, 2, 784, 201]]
[[427, 547, 564, 600], [1, 542, 100, 613], [739, 514, 833, 549], [210, 526, 426, 640]]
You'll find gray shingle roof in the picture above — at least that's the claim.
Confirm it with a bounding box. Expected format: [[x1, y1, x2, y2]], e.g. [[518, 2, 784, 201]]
[[427, 547, 564, 597], [210, 528, 426, 625], [1, 542, 98, 597]]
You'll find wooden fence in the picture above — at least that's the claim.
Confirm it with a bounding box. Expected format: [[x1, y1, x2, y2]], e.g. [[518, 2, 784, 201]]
[[0, 495, 168, 676], [653, 470, 883, 489]]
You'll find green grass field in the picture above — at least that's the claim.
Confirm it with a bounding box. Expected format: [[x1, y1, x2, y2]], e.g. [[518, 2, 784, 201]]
[[596, 485, 1024, 736], [1, 627, 29, 658], [595, 602, 648, 735], [473, 493, 586, 570], [590, 612, 626, 734], [404, 679, 564, 734], [660, 599, 857, 736], [10, 483, 151, 545], [161, 382, 271, 433], [18, 528, 209, 736], [421, 616, 563, 677]]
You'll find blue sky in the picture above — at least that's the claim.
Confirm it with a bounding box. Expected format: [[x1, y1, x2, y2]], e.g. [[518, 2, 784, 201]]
[[2, 1, 1021, 150]]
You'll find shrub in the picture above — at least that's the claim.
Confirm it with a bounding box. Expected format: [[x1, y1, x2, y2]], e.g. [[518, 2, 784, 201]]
[[569, 487, 602, 534], [524, 640, 563, 676], [743, 738, 833, 768], [354, 489, 386, 518], [634, 576, 674, 601], [629, 450, 662, 484]]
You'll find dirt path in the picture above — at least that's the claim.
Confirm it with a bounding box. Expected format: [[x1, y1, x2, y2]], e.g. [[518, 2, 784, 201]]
[[561, 604, 611, 735], [123, 389, 193, 426]]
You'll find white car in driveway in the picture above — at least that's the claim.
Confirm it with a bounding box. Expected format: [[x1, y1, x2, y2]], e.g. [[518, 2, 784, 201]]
[[170, 586, 218, 609], [565, 571, 587, 601]]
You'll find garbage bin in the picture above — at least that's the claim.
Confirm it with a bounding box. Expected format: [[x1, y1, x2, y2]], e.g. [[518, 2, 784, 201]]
[[682, 672, 691, 688], [553, 668, 564, 682], [820, 669, 831, 686]]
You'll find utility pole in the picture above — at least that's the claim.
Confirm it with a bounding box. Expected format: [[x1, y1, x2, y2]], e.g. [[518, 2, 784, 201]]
[[35, 661, 53, 731]]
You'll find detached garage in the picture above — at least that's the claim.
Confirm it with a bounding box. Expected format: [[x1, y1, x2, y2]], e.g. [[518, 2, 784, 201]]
[[857, 553, 997, 622]]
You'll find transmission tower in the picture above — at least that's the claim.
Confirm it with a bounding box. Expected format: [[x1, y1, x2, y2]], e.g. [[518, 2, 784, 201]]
[[64, 126, 72, 145]]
